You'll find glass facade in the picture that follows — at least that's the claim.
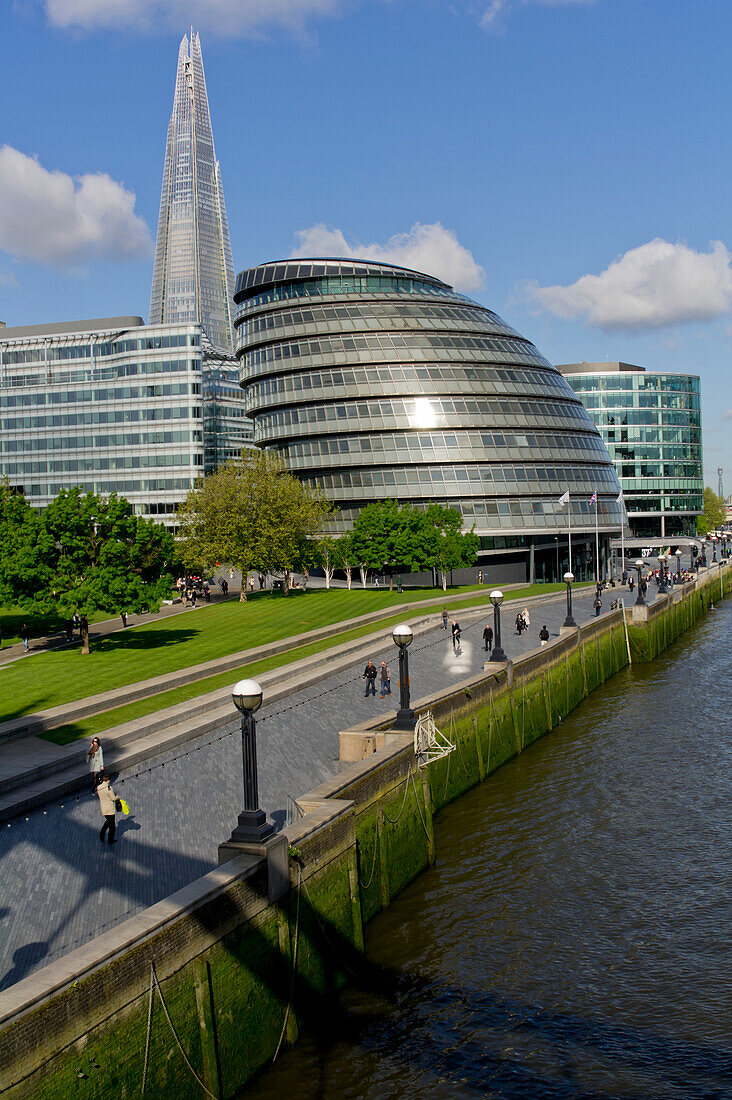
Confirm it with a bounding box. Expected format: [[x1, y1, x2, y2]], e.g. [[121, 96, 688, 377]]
[[559, 363, 703, 538], [234, 259, 624, 577], [149, 32, 236, 352], [0, 317, 251, 526]]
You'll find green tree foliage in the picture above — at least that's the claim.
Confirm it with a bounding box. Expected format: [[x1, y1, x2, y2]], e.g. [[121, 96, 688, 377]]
[[0, 484, 54, 608], [0, 485, 175, 653], [696, 487, 727, 535], [349, 499, 478, 589], [178, 450, 332, 597]]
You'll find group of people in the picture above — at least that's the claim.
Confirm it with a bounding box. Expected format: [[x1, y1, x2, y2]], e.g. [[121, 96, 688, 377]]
[[515, 607, 531, 635], [176, 576, 212, 605], [362, 660, 391, 698], [87, 736, 121, 846]]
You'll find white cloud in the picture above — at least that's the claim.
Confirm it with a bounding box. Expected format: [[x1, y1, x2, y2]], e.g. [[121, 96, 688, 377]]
[[527, 238, 732, 331], [0, 268, 18, 288], [480, 0, 595, 31], [44, 0, 344, 35], [0, 145, 151, 269], [290, 222, 485, 291]]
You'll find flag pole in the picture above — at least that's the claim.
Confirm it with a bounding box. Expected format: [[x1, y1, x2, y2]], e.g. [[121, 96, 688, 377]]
[[619, 492, 625, 582], [595, 494, 600, 584]]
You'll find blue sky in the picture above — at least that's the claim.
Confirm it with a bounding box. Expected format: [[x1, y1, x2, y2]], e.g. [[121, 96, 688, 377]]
[[1, 0, 730, 486]]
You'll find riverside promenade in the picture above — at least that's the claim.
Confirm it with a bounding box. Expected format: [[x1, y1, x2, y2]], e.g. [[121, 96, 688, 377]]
[[0, 583, 652, 992]]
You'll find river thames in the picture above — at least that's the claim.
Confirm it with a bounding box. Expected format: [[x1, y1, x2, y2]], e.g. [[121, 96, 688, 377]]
[[244, 596, 732, 1099]]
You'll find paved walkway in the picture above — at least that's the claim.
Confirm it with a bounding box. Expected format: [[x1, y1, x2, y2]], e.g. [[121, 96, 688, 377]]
[[0, 584, 646, 992]]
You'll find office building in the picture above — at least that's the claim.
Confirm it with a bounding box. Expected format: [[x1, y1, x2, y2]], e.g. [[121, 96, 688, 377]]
[[0, 317, 250, 525], [559, 362, 703, 539], [234, 259, 624, 581], [149, 31, 236, 352]]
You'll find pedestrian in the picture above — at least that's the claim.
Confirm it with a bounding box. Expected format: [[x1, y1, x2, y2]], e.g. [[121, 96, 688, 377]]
[[380, 661, 391, 697], [628, 576, 634, 593], [362, 660, 377, 697], [73, 612, 81, 636], [120, 611, 128, 628], [64, 618, 74, 643], [441, 607, 448, 630], [478, 570, 483, 585], [96, 774, 118, 845], [539, 625, 550, 646], [259, 572, 265, 590], [19, 623, 30, 652], [451, 620, 461, 650], [396, 576, 403, 593], [204, 584, 210, 602], [593, 593, 602, 617], [483, 623, 493, 652], [191, 589, 197, 607], [87, 737, 104, 789], [515, 613, 524, 636], [522, 606, 530, 628], [248, 576, 255, 593]]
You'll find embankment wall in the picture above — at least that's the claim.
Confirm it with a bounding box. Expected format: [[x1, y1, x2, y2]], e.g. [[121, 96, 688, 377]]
[[0, 564, 728, 1098]]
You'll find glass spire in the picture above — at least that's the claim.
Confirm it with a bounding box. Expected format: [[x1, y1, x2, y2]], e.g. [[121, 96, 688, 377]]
[[149, 30, 235, 352]]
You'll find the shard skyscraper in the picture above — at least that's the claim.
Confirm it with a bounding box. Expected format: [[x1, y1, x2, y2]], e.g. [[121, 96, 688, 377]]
[[149, 31, 236, 351]]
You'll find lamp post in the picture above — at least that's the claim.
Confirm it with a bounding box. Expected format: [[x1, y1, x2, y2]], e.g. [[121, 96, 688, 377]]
[[635, 558, 645, 606], [657, 555, 668, 594], [489, 589, 507, 661], [392, 623, 415, 730], [675, 548, 683, 580], [562, 571, 576, 628], [554, 536, 559, 580], [711, 536, 718, 563], [229, 679, 273, 844]]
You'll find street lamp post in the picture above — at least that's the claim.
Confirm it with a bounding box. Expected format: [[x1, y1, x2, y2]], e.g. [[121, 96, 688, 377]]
[[554, 536, 559, 580], [657, 555, 668, 594], [229, 679, 273, 844], [562, 571, 577, 628], [675, 548, 683, 580], [392, 624, 416, 730], [711, 536, 718, 563], [489, 589, 507, 661], [635, 559, 645, 605]]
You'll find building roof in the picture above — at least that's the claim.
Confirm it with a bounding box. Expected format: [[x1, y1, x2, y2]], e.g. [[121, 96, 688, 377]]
[[234, 258, 450, 303], [557, 361, 645, 375], [0, 317, 144, 341]]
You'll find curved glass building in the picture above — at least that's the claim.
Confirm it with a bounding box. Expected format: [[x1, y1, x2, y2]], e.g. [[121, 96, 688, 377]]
[[234, 259, 624, 581], [559, 361, 703, 539]]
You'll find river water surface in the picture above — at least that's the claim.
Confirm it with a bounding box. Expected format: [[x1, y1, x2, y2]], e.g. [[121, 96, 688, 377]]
[[244, 599, 732, 1099]]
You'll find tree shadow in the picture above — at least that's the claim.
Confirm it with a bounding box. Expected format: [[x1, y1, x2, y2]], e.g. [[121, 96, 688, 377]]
[[90, 627, 199, 654]]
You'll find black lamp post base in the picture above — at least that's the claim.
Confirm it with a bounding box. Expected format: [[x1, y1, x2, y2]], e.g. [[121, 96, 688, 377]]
[[229, 808, 274, 845], [562, 616, 577, 628], [489, 647, 506, 662], [394, 707, 416, 730]]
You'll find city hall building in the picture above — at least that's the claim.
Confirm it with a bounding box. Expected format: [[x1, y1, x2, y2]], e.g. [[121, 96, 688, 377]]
[[234, 258, 625, 581], [0, 316, 250, 526], [558, 362, 703, 539]]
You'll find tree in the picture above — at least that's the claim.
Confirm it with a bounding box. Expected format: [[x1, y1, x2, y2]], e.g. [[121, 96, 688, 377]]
[[317, 534, 340, 589], [350, 500, 408, 590], [696, 487, 727, 535], [336, 533, 357, 590], [178, 451, 332, 598], [0, 483, 54, 609], [1, 487, 175, 653], [425, 503, 479, 590]]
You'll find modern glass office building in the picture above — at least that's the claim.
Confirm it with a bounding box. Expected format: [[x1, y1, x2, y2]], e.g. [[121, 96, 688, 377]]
[[149, 31, 236, 352], [559, 362, 703, 538], [234, 259, 624, 581], [0, 316, 250, 526]]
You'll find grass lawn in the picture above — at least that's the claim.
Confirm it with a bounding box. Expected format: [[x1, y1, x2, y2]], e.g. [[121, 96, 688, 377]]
[[2, 583, 576, 729]]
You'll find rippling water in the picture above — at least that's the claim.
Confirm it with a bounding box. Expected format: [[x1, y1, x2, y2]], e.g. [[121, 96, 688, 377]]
[[244, 600, 732, 1099]]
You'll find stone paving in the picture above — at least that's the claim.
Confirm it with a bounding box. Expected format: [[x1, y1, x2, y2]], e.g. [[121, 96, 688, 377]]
[[0, 586, 637, 991]]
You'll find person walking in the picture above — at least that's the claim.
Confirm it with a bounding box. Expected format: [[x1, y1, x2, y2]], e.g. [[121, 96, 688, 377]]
[[539, 625, 550, 646], [120, 612, 128, 628], [362, 660, 377, 697], [451, 620, 461, 650], [515, 613, 524, 636], [87, 737, 104, 789], [19, 623, 30, 652], [380, 661, 391, 697], [593, 593, 602, 617], [478, 570, 483, 585], [259, 572, 265, 590], [483, 623, 493, 652], [396, 576, 403, 593], [64, 618, 74, 643], [628, 575, 634, 593], [97, 774, 118, 844], [522, 607, 530, 628], [441, 607, 448, 631]]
